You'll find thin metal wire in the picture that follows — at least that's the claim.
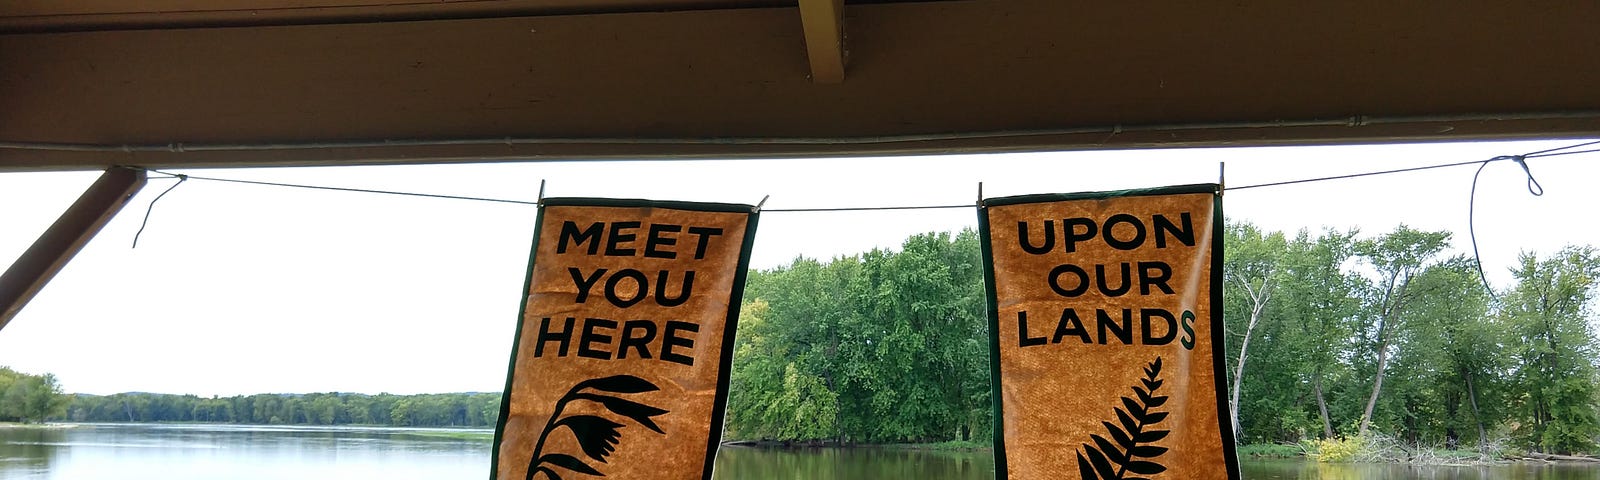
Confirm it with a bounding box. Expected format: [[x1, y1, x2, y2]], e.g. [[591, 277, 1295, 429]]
[[762, 204, 972, 213], [114, 139, 1590, 216], [132, 173, 188, 248], [1527, 147, 1600, 158], [1228, 159, 1487, 190], [1521, 139, 1600, 157], [1468, 160, 1501, 299], [133, 167, 542, 206]]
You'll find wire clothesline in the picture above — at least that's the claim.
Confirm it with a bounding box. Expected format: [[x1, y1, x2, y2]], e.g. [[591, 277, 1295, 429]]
[[126, 138, 1595, 211], [120, 139, 1599, 295]]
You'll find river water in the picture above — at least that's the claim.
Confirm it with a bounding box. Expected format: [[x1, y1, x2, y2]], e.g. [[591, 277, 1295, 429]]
[[2, 424, 1596, 479]]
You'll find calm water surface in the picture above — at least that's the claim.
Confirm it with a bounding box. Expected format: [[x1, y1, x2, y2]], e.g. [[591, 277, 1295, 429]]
[[3, 424, 1597, 479]]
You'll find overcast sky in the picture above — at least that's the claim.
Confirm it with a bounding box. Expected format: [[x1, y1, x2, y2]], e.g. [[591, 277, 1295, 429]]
[[1, 139, 1597, 396]]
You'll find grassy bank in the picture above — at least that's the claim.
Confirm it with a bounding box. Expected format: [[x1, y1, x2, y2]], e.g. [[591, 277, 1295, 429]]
[[1233, 436, 1568, 466], [396, 429, 495, 441], [0, 422, 75, 429], [1235, 443, 1305, 458], [880, 440, 989, 451]]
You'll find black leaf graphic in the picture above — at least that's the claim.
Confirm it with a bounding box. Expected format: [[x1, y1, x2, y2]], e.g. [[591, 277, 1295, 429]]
[[526, 375, 669, 480], [554, 415, 624, 463], [574, 375, 661, 395], [534, 466, 562, 480], [1076, 357, 1171, 480], [573, 393, 668, 434]]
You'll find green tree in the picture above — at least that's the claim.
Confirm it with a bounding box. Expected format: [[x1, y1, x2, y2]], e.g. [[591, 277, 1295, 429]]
[[1221, 221, 1290, 438], [730, 229, 988, 444], [1352, 226, 1451, 436], [1500, 246, 1600, 454], [1279, 229, 1363, 439], [0, 370, 69, 423], [1381, 256, 1496, 445]]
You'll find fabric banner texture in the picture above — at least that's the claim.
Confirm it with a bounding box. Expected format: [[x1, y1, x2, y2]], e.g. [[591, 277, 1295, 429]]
[[979, 184, 1238, 480], [492, 198, 759, 480]]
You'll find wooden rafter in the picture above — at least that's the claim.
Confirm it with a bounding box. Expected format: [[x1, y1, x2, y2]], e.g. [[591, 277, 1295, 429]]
[[0, 167, 147, 331], [798, 0, 844, 83]]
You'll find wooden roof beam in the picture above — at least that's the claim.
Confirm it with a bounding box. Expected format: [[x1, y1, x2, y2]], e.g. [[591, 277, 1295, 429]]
[[799, 0, 845, 83], [0, 167, 146, 331]]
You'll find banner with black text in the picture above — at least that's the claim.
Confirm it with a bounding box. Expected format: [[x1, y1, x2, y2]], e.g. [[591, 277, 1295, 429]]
[[492, 198, 759, 480], [979, 184, 1238, 480]]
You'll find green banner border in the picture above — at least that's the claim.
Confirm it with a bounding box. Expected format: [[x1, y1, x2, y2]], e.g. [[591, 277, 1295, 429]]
[[976, 200, 1008, 477], [489, 197, 761, 480], [1209, 190, 1242, 480], [978, 183, 1239, 480]]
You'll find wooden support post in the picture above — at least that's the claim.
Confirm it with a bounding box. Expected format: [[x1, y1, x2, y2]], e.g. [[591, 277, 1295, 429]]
[[799, 0, 845, 83], [0, 167, 147, 331]]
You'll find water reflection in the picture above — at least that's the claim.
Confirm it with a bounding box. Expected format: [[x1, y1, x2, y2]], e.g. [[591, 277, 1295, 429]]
[[1241, 459, 1600, 480], [0, 428, 60, 476], [0, 424, 489, 480], [6, 425, 1600, 479], [715, 446, 994, 480]]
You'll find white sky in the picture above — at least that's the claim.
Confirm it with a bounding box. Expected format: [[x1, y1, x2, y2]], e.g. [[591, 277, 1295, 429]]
[[1, 139, 1596, 396]]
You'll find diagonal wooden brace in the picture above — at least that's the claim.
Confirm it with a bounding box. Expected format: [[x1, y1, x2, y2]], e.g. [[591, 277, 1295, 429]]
[[799, 0, 845, 83], [0, 167, 147, 331]]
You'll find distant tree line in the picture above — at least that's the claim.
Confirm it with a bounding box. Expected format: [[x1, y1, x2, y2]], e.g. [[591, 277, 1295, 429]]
[[9, 220, 1599, 455], [61, 391, 501, 428], [0, 367, 69, 423]]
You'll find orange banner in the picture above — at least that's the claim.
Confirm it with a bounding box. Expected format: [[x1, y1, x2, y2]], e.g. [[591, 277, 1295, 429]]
[[492, 198, 759, 480], [979, 185, 1238, 480]]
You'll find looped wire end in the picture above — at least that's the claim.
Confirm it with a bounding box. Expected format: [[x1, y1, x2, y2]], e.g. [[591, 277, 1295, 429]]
[[1510, 156, 1544, 196]]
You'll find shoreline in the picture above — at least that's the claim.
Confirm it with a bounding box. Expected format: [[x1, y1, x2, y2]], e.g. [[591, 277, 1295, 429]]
[[721, 439, 990, 452], [0, 422, 77, 429]]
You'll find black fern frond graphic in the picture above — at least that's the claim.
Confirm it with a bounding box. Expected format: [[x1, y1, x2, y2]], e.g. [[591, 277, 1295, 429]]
[[527, 375, 668, 480], [1077, 357, 1171, 480]]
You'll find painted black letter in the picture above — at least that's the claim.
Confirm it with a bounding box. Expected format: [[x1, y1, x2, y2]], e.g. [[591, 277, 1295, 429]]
[[687, 227, 724, 259], [557, 221, 603, 255], [1096, 263, 1132, 297], [578, 318, 617, 360], [569, 268, 606, 303], [1102, 214, 1146, 250], [1061, 218, 1097, 253], [603, 268, 649, 308], [1138, 261, 1174, 295], [1048, 264, 1090, 297], [655, 270, 695, 307], [618, 320, 657, 360], [1154, 212, 1194, 248], [645, 224, 682, 259], [535, 317, 575, 358], [1018, 220, 1055, 254], [605, 221, 641, 256], [1141, 309, 1177, 345], [1017, 311, 1047, 347], [662, 321, 699, 366], [1096, 309, 1133, 345]]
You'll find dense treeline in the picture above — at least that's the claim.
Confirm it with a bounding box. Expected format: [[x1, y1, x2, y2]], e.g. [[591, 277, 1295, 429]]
[[61, 391, 501, 428], [725, 222, 1600, 454], [0, 367, 68, 423], [1223, 222, 1600, 454], [726, 230, 990, 444]]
